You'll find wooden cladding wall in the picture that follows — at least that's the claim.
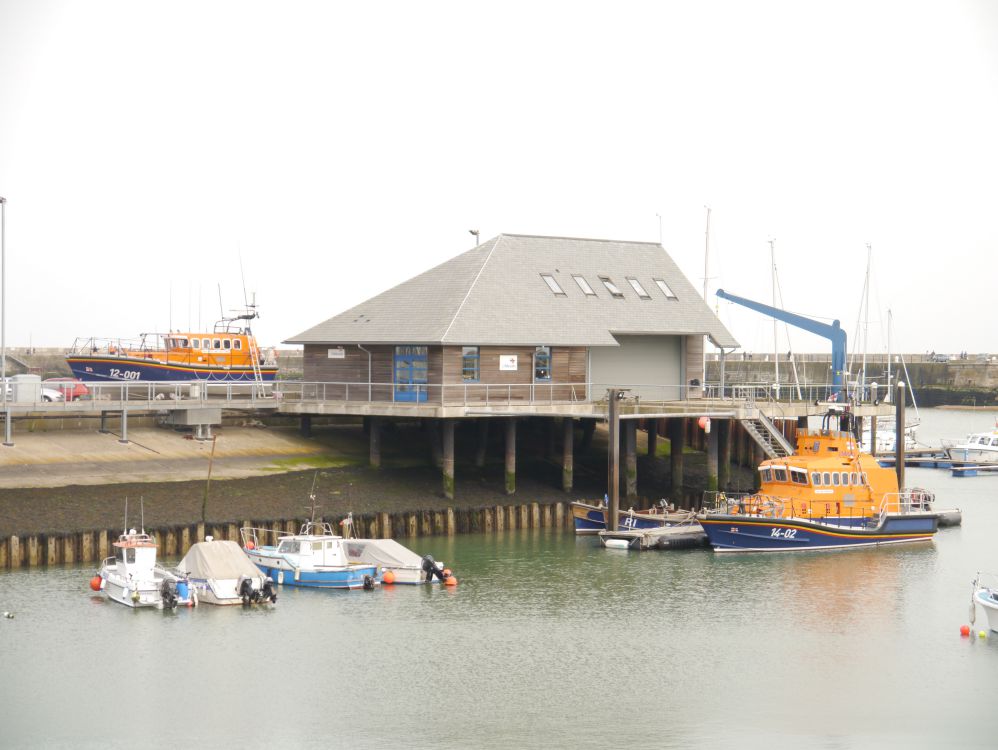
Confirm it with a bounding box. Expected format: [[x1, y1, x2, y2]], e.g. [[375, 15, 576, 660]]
[[302, 344, 588, 403], [303, 344, 395, 401], [440, 346, 587, 403]]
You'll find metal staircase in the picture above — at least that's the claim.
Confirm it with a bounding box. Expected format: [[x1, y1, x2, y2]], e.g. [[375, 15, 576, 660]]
[[741, 412, 795, 458]]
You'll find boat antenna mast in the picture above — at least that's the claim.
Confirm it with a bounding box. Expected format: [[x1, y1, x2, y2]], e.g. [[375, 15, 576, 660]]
[[305, 472, 321, 524]]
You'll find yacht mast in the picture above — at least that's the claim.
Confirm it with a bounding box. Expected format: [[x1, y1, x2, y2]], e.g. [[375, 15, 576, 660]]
[[861, 243, 871, 398], [769, 238, 778, 389]]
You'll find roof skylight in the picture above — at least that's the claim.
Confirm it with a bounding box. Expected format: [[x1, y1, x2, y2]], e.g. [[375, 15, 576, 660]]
[[540, 273, 566, 296], [653, 278, 677, 299], [627, 278, 651, 299], [599, 276, 624, 299], [573, 275, 596, 296]]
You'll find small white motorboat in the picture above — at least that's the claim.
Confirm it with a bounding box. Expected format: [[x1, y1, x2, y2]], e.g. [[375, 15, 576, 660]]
[[176, 538, 277, 605], [339, 513, 453, 585], [971, 572, 998, 633], [92, 529, 195, 609]]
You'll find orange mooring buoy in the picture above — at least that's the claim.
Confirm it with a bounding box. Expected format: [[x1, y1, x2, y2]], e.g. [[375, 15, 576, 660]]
[[383, 570, 396, 585], [444, 576, 458, 587], [245, 541, 255, 550], [89, 575, 102, 592], [960, 624, 971, 637]]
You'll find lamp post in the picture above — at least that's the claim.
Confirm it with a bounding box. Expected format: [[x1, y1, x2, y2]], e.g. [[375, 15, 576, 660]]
[[469, 229, 480, 246], [0, 195, 9, 446]]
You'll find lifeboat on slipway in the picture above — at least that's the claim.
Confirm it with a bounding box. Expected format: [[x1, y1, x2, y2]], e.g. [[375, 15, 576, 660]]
[[66, 305, 278, 384]]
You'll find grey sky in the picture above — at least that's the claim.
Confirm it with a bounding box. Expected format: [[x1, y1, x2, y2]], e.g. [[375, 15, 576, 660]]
[[1, 0, 996, 359]]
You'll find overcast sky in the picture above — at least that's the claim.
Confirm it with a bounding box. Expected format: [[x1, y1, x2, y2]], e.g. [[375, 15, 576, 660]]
[[1, 0, 996, 360]]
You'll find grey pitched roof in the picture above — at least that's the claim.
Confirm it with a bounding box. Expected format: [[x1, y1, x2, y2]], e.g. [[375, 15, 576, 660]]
[[286, 234, 739, 348]]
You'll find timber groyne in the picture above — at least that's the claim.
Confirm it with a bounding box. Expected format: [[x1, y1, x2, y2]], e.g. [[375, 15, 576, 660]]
[[1, 501, 574, 570]]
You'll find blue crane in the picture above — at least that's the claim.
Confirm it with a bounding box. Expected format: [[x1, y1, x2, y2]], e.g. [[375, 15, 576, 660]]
[[716, 288, 847, 398]]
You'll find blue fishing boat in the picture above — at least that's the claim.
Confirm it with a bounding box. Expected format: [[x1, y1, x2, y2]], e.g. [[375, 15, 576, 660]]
[[240, 521, 378, 590], [571, 499, 695, 535]]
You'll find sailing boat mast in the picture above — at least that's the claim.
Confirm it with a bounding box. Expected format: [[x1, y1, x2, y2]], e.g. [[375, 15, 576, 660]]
[[703, 206, 711, 302], [861, 243, 871, 399], [884, 309, 894, 403], [769, 238, 778, 389]]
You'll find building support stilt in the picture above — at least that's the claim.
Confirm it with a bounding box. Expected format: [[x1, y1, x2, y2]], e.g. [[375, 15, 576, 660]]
[[504, 418, 516, 495], [369, 416, 381, 469], [562, 417, 574, 492], [442, 419, 455, 500], [625, 419, 637, 498], [669, 418, 685, 502], [475, 419, 489, 468], [718, 418, 731, 490]]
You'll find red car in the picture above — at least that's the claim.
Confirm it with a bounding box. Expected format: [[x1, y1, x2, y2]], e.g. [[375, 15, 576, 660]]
[[43, 377, 90, 401]]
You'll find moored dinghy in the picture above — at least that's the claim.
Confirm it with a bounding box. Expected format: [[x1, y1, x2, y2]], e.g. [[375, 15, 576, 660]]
[[176, 537, 277, 605], [971, 572, 998, 633]]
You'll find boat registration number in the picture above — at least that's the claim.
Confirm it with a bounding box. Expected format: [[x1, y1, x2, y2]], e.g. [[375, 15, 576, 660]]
[[770, 528, 798, 539], [109, 368, 141, 380]]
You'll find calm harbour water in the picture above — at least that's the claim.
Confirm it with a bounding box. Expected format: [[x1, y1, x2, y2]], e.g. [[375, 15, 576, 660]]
[[1, 408, 997, 749]]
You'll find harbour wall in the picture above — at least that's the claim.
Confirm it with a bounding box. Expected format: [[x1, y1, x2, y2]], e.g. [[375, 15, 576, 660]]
[[706, 356, 998, 407], [0, 502, 573, 570]]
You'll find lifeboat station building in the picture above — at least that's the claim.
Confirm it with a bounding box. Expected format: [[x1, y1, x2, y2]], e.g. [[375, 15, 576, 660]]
[[284, 233, 744, 500]]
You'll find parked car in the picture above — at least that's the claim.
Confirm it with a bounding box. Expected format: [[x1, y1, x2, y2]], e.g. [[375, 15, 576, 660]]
[[929, 353, 949, 363], [43, 377, 89, 401], [2, 380, 66, 402]]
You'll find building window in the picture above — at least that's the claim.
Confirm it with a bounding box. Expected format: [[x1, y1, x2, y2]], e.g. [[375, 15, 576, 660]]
[[627, 278, 651, 299], [540, 274, 566, 296], [534, 346, 551, 381], [573, 275, 596, 296], [461, 346, 480, 382], [653, 278, 678, 299], [599, 276, 624, 298]]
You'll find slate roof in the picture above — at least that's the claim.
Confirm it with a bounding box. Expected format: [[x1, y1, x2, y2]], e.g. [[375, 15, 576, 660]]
[[286, 234, 739, 348]]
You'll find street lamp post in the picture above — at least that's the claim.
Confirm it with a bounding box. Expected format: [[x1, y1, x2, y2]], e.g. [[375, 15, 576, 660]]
[[0, 195, 9, 446]]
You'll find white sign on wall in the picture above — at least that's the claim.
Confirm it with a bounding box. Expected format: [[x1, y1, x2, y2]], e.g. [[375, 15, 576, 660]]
[[327, 347, 346, 359], [499, 355, 518, 371]]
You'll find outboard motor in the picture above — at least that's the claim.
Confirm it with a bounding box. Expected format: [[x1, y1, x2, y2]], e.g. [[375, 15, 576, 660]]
[[421, 554, 446, 583], [262, 578, 277, 603], [362, 574, 375, 591], [238, 577, 254, 605], [160, 579, 178, 609]]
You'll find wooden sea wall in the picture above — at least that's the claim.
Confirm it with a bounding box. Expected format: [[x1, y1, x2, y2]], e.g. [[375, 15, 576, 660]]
[[0, 501, 572, 570]]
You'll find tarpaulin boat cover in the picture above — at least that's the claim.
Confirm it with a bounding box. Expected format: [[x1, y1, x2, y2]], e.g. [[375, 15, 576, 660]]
[[177, 540, 263, 579], [343, 539, 424, 568]]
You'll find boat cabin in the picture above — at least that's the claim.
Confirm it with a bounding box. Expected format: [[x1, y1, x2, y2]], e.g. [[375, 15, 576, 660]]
[[112, 531, 159, 576], [276, 534, 350, 567]]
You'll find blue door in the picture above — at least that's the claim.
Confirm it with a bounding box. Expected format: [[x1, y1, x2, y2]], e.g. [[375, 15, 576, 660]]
[[394, 346, 428, 402]]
